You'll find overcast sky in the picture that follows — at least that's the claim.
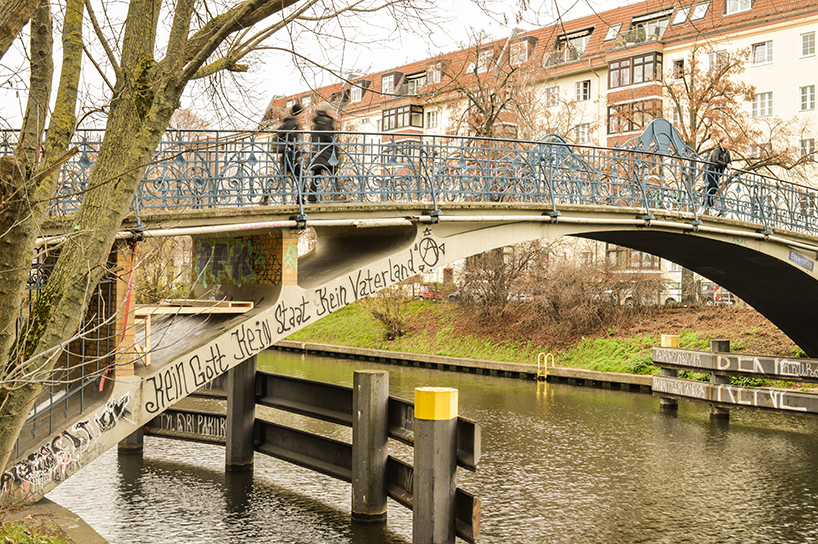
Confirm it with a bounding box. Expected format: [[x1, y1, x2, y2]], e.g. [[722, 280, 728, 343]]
[[0, 0, 626, 128]]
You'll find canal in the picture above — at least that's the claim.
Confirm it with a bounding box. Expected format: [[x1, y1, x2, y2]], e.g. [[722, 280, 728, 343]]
[[49, 350, 818, 543]]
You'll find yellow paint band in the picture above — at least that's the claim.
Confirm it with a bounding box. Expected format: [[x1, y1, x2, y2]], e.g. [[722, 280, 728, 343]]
[[415, 387, 458, 420], [661, 334, 680, 348]]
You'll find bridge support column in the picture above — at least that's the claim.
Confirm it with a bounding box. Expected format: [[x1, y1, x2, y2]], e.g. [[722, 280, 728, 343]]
[[226, 355, 256, 471], [413, 387, 458, 544], [118, 427, 144, 454], [352, 370, 389, 523], [659, 335, 679, 411], [710, 340, 730, 419]]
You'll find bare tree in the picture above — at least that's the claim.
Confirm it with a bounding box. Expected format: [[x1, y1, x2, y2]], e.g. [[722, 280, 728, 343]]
[[433, 30, 594, 141], [0, 0, 438, 476], [662, 45, 809, 179]]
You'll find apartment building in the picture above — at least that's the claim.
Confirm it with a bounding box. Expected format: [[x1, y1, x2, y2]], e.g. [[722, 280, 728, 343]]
[[264, 0, 818, 166]]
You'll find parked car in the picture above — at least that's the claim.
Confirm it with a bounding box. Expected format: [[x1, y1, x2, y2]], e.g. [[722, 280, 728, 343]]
[[417, 285, 443, 300]]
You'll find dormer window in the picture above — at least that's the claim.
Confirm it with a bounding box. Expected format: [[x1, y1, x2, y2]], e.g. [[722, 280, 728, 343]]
[[350, 80, 371, 102], [546, 28, 593, 65], [477, 49, 494, 73], [427, 63, 442, 84], [404, 72, 427, 95], [381, 72, 402, 95], [725, 0, 750, 15], [623, 10, 671, 45], [510, 37, 538, 66]]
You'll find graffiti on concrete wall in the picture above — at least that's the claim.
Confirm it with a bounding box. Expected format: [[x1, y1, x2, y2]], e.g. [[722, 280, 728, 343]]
[[156, 411, 226, 441], [1, 393, 134, 500]]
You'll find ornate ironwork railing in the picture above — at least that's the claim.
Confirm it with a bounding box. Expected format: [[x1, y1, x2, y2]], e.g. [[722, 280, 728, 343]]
[[3, 120, 818, 235]]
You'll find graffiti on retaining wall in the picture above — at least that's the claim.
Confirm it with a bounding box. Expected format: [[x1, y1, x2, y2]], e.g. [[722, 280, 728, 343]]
[[1, 393, 134, 500]]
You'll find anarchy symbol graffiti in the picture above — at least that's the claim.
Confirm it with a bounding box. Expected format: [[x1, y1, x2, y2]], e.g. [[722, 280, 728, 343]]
[[416, 237, 445, 267]]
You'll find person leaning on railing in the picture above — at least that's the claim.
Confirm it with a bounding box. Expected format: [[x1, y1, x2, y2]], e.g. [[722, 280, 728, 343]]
[[309, 103, 338, 202], [705, 136, 732, 215]]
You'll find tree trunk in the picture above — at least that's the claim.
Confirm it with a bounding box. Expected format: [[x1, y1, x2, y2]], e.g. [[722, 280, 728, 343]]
[[681, 267, 696, 305]]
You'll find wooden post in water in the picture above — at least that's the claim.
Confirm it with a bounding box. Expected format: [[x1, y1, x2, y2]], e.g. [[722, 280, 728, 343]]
[[659, 335, 680, 411], [710, 340, 730, 419], [413, 387, 458, 544], [226, 355, 257, 471], [352, 370, 389, 522]]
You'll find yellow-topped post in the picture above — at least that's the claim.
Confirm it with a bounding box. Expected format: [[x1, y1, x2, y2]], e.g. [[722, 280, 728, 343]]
[[659, 334, 680, 411], [414, 387, 458, 544]]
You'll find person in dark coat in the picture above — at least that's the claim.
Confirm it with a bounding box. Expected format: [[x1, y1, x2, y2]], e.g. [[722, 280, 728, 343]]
[[308, 103, 338, 202], [704, 136, 731, 214], [277, 103, 304, 203]]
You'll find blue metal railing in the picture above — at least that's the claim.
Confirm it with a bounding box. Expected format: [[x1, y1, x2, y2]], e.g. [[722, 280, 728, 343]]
[[4, 120, 818, 235]]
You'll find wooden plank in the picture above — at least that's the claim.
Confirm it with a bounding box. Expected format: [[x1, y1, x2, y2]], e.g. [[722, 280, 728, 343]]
[[135, 300, 253, 317]]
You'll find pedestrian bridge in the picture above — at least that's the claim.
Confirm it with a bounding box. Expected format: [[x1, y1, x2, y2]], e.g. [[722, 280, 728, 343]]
[[5, 119, 818, 504]]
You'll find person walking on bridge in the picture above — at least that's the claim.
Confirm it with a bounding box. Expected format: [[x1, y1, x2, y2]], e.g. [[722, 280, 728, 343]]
[[705, 136, 732, 215], [276, 103, 305, 204], [309, 103, 338, 202]]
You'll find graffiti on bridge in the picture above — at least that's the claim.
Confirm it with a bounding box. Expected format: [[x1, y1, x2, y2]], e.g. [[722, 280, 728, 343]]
[[1, 393, 134, 500], [156, 412, 226, 441]]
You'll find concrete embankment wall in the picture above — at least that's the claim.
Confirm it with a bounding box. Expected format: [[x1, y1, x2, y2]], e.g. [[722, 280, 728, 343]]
[[274, 340, 653, 393]]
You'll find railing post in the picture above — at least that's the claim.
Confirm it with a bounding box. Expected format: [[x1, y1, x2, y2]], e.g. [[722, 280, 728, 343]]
[[413, 387, 458, 544], [226, 355, 256, 471], [659, 335, 679, 411], [352, 370, 389, 522], [710, 340, 730, 419]]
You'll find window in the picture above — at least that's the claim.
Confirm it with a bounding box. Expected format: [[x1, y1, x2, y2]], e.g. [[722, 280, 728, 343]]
[[608, 58, 631, 88], [707, 50, 729, 71], [623, 11, 671, 44], [691, 2, 709, 19], [751, 142, 772, 158], [404, 72, 426, 95], [752, 92, 773, 117], [672, 59, 685, 79], [382, 105, 423, 130], [751, 41, 773, 65], [427, 63, 442, 84], [575, 123, 591, 143], [545, 86, 560, 107], [575, 80, 591, 101], [477, 48, 494, 72], [349, 80, 370, 103], [632, 52, 662, 84], [302, 95, 312, 108], [607, 99, 662, 134], [802, 32, 816, 57], [381, 74, 396, 94], [547, 29, 593, 65], [426, 110, 438, 129], [801, 86, 815, 111], [510, 40, 530, 66], [605, 24, 621, 41], [725, 0, 751, 15], [672, 6, 690, 25], [801, 138, 815, 161]]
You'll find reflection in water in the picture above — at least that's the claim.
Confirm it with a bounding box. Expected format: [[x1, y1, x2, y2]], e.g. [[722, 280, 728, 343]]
[[49, 350, 818, 543]]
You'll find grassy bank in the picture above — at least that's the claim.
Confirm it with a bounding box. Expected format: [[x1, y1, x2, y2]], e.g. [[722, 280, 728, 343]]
[[289, 299, 804, 376]]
